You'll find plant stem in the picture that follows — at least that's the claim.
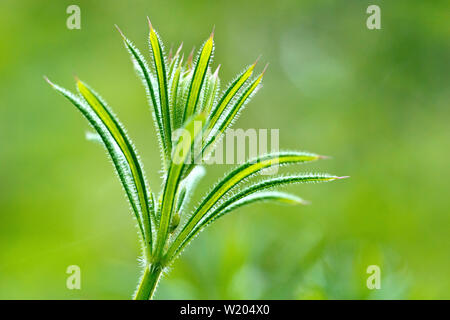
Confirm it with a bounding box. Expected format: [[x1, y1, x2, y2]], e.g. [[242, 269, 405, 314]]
[[134, 263, 163, 300]]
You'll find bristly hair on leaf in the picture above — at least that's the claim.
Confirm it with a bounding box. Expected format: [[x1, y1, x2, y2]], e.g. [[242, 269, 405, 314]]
[[45, 19, 348, 300]]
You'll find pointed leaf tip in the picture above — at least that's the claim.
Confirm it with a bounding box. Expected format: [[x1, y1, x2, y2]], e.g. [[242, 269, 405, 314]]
[[168, 46, 173, 60], [175, 42, 183, 56], [147, 16, 154, 30], [43, 76, 54, 86], [253, 55, 262, 67], [187, 47, 195, 67], [114, 24, 126, 39], [336, 176, 350, 180], [213, 64, 221, 77], [289, 197, 310, 205], [188, 47, 194, 58], [318, 155, 332, 159]]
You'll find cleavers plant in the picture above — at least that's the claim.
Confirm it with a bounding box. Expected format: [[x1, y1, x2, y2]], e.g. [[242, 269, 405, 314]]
[[45, 18, 347, 300]]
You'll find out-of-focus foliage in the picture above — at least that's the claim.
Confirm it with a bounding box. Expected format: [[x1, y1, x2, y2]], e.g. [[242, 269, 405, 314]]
[[0, 0, 448, 299]]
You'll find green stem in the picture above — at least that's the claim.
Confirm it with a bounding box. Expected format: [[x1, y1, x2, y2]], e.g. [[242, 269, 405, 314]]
[[134, 264, 163, 300]]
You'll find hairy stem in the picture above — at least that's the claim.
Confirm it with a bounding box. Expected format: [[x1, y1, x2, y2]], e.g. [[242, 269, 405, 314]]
[[134, 263, 163, 300]]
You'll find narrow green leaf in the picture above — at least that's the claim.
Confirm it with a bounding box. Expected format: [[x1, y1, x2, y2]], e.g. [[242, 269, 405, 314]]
[[167, 174, 345, 261], [169, 55, 183, 130], [165, 151, 322, 262], [76, 80, 154, 255], [148, 19, 172, 157], [182, 32, 214, 122], [183, 191, 305, 260], [203, 68, 265, 157], [169, 191, 305, 259], [203, 65, 221, 114], [217, 191, 306, 214], [207, 61, 256, 129], [154, 113, 206, 260], [115, 25, 168, 169], [205, 174, 340, 224], [45, 78, 147, 243]]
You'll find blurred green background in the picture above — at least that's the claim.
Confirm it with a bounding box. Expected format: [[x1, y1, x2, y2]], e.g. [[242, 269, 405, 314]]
[[0, 0, 449, 299]]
